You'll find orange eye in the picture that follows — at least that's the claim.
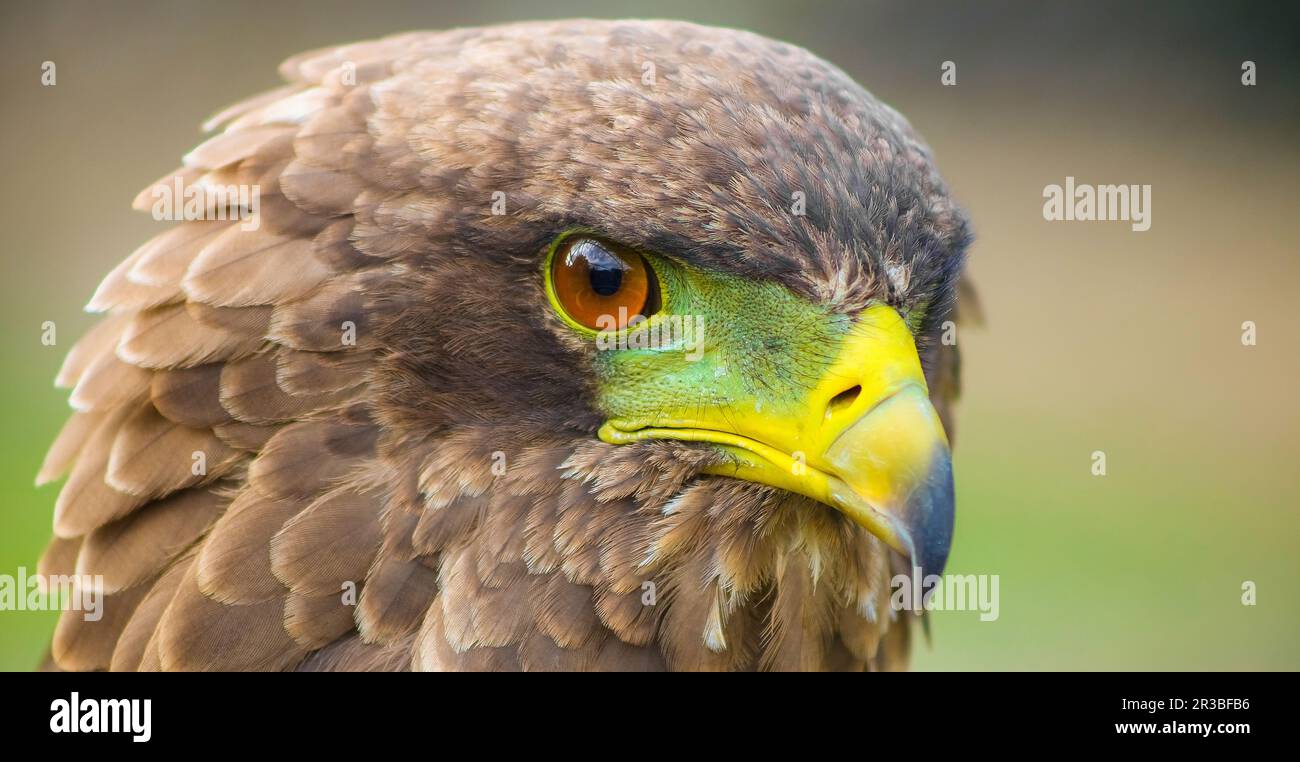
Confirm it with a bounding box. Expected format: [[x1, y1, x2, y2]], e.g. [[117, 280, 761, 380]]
[[550, 237, 661, 331]]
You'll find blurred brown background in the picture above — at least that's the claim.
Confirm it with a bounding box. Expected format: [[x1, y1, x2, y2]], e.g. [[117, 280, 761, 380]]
[[2, 1, 1297, 670]]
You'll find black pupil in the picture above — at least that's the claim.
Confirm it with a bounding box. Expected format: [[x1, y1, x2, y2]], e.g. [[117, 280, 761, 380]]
[[589, 266, 623, 296], [569, 239, 629, 297]]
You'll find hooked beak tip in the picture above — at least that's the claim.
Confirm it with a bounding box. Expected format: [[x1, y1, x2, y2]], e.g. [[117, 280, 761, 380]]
[[891, 448, 955, 579]]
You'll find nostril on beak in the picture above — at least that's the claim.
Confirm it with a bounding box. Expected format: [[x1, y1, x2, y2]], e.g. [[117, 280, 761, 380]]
[[825, 384, 861, 420]]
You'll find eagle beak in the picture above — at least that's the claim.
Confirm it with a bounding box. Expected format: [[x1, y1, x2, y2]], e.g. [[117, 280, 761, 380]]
[[599, 304, 954, 579]]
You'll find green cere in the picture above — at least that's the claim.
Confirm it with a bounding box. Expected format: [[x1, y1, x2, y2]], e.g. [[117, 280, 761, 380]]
[[589, 256, 851, 425]]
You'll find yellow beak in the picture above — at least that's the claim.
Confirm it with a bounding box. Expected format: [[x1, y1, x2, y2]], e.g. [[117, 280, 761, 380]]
[[599, 304, 954, 578]]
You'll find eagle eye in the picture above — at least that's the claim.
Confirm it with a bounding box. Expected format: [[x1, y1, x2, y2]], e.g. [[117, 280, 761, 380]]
[[548, 236, 662, 331]]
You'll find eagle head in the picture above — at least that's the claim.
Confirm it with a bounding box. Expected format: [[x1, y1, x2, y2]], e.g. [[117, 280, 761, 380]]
[[43, 20, 970, 672]]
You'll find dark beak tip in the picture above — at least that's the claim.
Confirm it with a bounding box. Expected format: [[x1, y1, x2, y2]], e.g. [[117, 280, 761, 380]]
[[907, 449, 955, 579]]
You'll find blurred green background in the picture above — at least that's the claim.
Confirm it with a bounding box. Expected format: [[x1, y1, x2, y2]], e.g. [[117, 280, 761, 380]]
[[2, 0, 1297, 670]]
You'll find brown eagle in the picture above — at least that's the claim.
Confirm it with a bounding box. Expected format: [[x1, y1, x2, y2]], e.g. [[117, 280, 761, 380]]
[[38, 19, 971, 671]]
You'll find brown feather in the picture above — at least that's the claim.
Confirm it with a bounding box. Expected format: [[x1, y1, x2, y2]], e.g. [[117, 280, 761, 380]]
[[284, 590, 357, 649], [533, 573, 599, 649], [308, 219, 371, 271], [37, 536, 82, 581], [517, 629, 602, 672], [275, 348, 368, 396], [202, 83, 304, 133], [117, 303, 262, 369], [186, 302, 272, 336], [279, 161, 365, 217], [52, 408, 150, 538], [131, 167, 205, 213], [37, 411, 104, 486], [69, 351, 151, 412], [268, 271, 379, 352], [223, 86, 334, 132], [126, 221, 227, 288], [183, 225, 333, 308], [213, 421, 281, 452], [110, 554, 194, 671], [591, 636, 667, 672], [247, 420, 376, 502], [219, 353, 350, 424], [437, 548, 533, 651], [183, 125, 296, 171], [413, 604, 521, 672], [251, 192, 331, 239], [51, 582, 151, 671], [78, 488, 224, 593], [196, 489, 299, 604], [106, 405, 238, 498], [355, 555, 437, 644], [269, 487, 383, 596], [86, 248, 182, 313], [295, 633, 414, 672], [151, 364, 233, 428], [759, 554, 835, 672], [157, 563, 306, 671], [54, 313, 129, 389], [658, 555, 752, 672], [592, 584, 659, 647]]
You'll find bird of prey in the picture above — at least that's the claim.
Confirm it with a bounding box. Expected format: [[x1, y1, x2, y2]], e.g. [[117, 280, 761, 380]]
[[37, 19, 971, 671]]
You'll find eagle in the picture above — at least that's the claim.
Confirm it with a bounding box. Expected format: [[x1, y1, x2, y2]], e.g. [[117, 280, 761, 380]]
[[37, 19, 972, 671]]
